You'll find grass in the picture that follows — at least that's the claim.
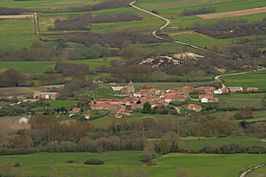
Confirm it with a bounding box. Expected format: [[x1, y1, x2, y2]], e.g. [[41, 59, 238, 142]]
[[42, 100, 78, 109], [0, 57, 120, 74], [90, 112, 187, 127], [0, 19, 37, 49], [217, 93, 266, 108], [0, 0, 100, 9], [0, 152, 265, 177], [222, 69, 266, 89]]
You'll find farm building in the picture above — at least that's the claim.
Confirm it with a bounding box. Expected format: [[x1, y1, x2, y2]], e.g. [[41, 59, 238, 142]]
[[33, 92, 59, 100]]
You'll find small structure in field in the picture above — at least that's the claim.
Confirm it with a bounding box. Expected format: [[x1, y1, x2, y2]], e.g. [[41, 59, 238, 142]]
[[187, 104, 202, 112], [19, 117, 28, 125], [33, 92, 59, 100]]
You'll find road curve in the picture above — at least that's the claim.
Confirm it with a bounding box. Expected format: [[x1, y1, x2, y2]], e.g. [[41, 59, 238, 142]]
[[239, 164, 265, 177], [129, 1, 218, 52]]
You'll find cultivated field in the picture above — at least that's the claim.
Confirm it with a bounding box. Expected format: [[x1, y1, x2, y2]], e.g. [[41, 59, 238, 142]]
[[198, 7, 266, 19]]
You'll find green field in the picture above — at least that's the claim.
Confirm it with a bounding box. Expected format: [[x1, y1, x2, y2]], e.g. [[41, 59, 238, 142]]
[[0, 19, 37, 49], [222, 69, 266, 89], [0, 152, 265, 177], [0, 57, 120, 74], [42, 100, 78, 109], [0, 0, 100, 9], [217, 93, 266, 108], [2, 0, 266, 52]]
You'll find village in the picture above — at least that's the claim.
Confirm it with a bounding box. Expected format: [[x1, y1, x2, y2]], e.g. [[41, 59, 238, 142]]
[[31, 81, 260, 119]]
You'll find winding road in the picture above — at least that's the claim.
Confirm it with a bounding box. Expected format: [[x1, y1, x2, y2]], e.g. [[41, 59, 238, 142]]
[[129, 1, 226, 54]]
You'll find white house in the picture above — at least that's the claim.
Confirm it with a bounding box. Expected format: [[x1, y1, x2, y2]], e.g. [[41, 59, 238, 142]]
[[214, 89, 223, 95]]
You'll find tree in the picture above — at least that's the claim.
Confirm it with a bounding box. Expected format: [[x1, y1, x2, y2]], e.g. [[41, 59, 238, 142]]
[[143, 140, 155, 163], [142, 102, 152, 114], [120, 45, 145, 61], [160, 132, 179, 154], [0, 68, 25, 87]]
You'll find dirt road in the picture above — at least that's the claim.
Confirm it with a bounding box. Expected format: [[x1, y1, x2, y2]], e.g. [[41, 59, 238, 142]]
[[0, 14, 34, 19], [198, 7, 266, 19], [239, 164, 265, 177]]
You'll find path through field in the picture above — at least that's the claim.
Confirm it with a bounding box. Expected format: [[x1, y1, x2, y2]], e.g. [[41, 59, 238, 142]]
[[0, 14, 33, 19]]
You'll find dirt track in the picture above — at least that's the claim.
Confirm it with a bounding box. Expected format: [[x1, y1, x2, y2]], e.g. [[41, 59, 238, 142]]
[[198, 7, 266, 19], [0, 14, 33, 19]]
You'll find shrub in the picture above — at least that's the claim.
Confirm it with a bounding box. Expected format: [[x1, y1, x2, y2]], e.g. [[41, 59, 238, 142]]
[[14, 163, 21, 167], [84, 159, 104, 165], [66, 160, 76, 163]]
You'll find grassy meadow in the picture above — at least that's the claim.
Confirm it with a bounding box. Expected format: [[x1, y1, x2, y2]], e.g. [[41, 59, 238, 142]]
[[222, 69, 266, 89], [0, 152, 265, 177], [217, 93, 266, 109], [0, 57, 120, 74]]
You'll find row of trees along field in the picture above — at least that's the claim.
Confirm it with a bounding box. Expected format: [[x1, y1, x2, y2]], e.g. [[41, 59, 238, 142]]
[[1, 114, 265, 156]]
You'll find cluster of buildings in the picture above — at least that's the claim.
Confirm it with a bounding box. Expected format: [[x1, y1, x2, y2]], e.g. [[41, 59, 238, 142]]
[[214, 86, 259, 94], [90, 82, 222, 115], [31, 83, 259, 117]]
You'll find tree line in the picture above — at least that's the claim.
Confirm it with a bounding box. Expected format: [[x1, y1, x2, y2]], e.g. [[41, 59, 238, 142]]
[[51, 12, 142, 31], [194, 18, 266, 39], [180, 7, 215, 16], [1, 114, 265, 155]]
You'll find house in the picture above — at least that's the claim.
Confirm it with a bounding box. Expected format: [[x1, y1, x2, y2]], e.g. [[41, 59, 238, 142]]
[[33, 92, 59, 100], [214, 89, 223, 95], [187, 104, 202, 112], [214, 87, 229, 95], [228, 87, 243, 93], [195, 86, 215, 93], [199, 93, 219, 103], [247, 87, 259, 92], [111, 86, 124, 91], [163, 93, 178, 103]]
